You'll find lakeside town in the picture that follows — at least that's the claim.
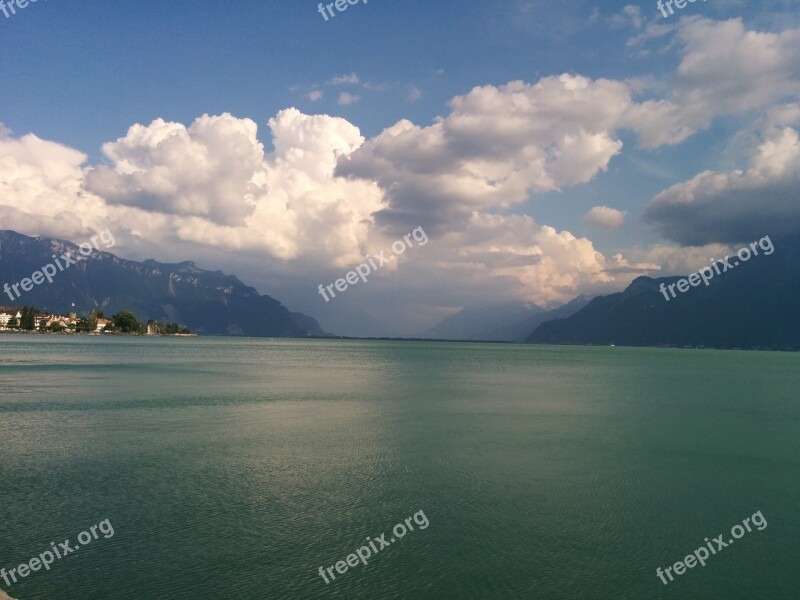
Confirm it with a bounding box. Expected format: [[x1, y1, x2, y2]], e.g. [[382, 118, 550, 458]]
[[0, 307, 195, 335]]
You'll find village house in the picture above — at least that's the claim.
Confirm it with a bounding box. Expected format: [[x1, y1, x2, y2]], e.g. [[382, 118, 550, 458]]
[[0, 308, 22, 330]]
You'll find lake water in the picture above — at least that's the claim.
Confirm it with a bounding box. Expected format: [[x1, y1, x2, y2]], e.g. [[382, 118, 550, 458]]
[[0, 336, 798, 599]]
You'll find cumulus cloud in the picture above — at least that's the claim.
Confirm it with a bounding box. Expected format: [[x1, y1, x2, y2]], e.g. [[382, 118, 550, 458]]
[[3, 110, 387, 265], [584, 206, 626, 229], [0, 129, 108, 241], [625, 18, 800, 147], [624, 241, 739, 277], [376, 212, 652, 307], [85, 114, 269, 226], [644, 124, 800, 245], [307, 90, 323, 102], [339, 75, 630, 230], [0, 109, 654, 330]]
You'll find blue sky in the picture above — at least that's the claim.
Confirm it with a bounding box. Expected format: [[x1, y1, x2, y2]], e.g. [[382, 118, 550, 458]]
[[1, 0, 799, 334]]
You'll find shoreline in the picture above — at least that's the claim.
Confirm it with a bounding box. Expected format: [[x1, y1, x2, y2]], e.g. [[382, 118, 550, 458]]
[[0, 330, 197, 337]]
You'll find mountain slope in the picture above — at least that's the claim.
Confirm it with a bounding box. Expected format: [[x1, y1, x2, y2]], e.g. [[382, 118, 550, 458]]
[[0, 230, 326, 337], [528, 236, 800, 350], [419, 296, 592, 342], [490, 295, 592, 342], [422, 302, 545, 341]]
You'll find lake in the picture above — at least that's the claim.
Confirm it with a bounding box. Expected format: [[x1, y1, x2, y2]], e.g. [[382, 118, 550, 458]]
[[0, 336, 798, 599]]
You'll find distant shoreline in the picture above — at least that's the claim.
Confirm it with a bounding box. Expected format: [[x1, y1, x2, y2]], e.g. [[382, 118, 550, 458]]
[[0, 330, 197, 337], [0, 331, 795, 351]]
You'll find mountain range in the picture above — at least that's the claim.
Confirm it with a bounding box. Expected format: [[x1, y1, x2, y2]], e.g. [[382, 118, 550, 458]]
[[527, 235, 800, 350], [421, 296, 591, 342], [0, 230, 326, 337], [3, 229, 796, 348]]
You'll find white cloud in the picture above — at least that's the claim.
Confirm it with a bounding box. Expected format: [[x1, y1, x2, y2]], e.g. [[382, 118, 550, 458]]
[[623, 242, 738, 277], [3, 110, 387, 266], [85, 114, 268, 226], [0, 130, 108, 241], [307, 90, 323, 102], [339, 75, 630, 230], [328, 73, 360, 85], [0, 109, 653, 326], [338, 92, 361, 106], [408, 85, 422, 102], [625, 18, 800, 147], [584, 206, 626, 229], [645, 125, 800, 244]]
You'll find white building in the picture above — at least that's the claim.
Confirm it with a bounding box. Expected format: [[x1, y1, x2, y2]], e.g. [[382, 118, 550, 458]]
[[0, 310, 22, 330]]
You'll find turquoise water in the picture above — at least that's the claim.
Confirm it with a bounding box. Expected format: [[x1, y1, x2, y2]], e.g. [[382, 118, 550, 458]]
[[0, 336, 798, 599]]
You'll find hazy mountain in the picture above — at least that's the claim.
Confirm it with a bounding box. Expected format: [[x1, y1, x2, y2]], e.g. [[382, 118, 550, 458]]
[[420, 296, 593, 342], [490, 295, 592, 341], [301, 300, 402, 339], [528, 235, 800, 350], [422, 302, 545, 341], [0, 230, 326, 337]]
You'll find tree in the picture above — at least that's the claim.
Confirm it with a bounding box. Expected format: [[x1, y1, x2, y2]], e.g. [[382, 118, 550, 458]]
[[7, 317, 18, 330], [87, 311, 99, 333], [165, 322, 191, 334], [76, 316, 91, 333], [112, 311, 141, 333], [20, 307, 36, 330]]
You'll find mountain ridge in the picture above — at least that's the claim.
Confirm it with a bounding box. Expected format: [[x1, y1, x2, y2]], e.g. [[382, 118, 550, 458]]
[[0, 230, 326, 337], [527, 235, 800, 350]]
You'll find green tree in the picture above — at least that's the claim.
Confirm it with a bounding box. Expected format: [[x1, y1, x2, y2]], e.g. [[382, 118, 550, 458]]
[[112, 311, 141, 333], [76, 316, 91, 333], [7, 317, 18, 330], [20, 307, 36, 330], [166, 322, 191, 334]]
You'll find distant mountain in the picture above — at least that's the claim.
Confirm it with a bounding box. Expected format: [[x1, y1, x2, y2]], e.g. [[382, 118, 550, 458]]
[[421, 297, 594, 342], [492, 295, 592, 341], [304, 300, 402, 339], [528, 235, 800, 350], [0, 230, 326, 337], [422, 301, 544, 341]]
